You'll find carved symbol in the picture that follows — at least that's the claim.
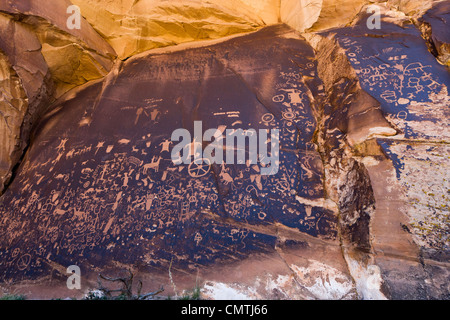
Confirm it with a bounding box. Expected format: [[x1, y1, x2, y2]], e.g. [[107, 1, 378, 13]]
[[143, 156, 162, 174], [272, 95, 285, 103], [12, 248, 20, 258], [16, 254, 31, 271], [194, 233, 203, 246], [188, 158, 211, 178], [262, 113, 274, 123], [276, 180, 290, 193], [282, 111, 295, 121], [209, 194, 218, 202], [397, 111, 408, 120]]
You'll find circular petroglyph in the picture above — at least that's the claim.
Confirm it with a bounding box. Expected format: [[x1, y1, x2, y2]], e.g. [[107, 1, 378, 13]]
[[272, 94, 285, 103], [398, 98, 410, 105], [397, 111, 408, 120], [16, 254, 31, 271], [262, 113, 275, 123], [188, 158, 211, 178]]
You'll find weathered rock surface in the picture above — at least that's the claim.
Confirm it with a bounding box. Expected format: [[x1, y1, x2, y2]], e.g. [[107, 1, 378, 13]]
[[0, 0, 116, 94], [0, 0, 448, 300], [69, 0, 263, 60], [0, 0, 117, 194], [70, 0, 330, 59], [0, 50, 29, 194], [0, 13, 52, 194], [0, 25, 360, 300], [312, 8, 450, 299], [418, 1, 450, 66]]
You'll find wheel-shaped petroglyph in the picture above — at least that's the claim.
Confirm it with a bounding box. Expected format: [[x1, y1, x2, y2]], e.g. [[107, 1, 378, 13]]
[[188, 158, 211, 178]]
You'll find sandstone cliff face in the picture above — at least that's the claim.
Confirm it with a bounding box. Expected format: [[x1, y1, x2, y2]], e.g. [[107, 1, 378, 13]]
[[0, 12, 52, 193], [0, 50, 29, 193], [69, 0, 266, 60], [0, 0, 117, 193], [0, 0, 448, 300]]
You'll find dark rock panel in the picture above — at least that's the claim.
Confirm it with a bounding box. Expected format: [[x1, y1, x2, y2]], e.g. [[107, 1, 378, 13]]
[[0, 26, 339, 289], [331, 18, 450, 140]]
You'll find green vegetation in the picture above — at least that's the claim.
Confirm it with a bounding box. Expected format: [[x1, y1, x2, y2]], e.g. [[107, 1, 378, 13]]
[[0, 294, 26, 300], [179, 286, 202, 300]]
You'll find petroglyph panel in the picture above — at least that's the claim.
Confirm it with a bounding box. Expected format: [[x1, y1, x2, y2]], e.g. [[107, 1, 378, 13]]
[[0, 26, 337, 281], [331, 21, 450, 140]]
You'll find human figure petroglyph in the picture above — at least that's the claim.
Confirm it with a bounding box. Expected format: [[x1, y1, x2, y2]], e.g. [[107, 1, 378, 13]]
[[160, 139, 172, 153], [135, 107, 146, 124], [122, 172, 130, 188], [56, 138, 68, 153], [150, 109, 160, 121], [95, 141, 105, 154]]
